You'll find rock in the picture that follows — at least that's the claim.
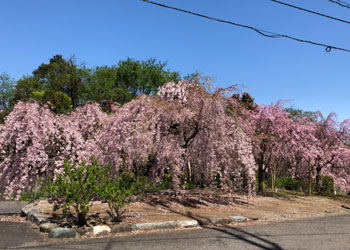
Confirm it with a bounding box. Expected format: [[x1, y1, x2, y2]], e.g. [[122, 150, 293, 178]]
[[249, 217, 259, 221], [208, 217, 232, 225], [26, 211, 50, 225], [92, 225, 111, 235], [75, 227, 90, 236], [111, 224, 133, 233], [40, 223, 59, 233], [21, 203, 40, 217], [175, 220, 199, 228], [49, 228, 77, 239], [134, 221, 178, 231], [229, 216, 247, 222]]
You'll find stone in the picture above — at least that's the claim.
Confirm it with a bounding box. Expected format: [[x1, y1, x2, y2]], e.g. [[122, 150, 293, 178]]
[[49, 228, 77, 239], [133, 221, 178, 231], [39, 223, 59, 233], [229, 216, 247, 222], [175, 220, 198, 228], [91, 225, 111, 235], [26, 211, 50, 225], [111, 224, 133, 233], [208, 217, 232, 225], [75, 227, 90, 236], [21, 203, 40, 217]]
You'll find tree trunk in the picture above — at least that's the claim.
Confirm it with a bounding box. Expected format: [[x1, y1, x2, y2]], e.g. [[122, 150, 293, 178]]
[[258, 163, 264, 193], [188, 160, 192, 184], [315, 166, 322, 193], [271, 168, 275, 190], [308, 167, 312, 196]]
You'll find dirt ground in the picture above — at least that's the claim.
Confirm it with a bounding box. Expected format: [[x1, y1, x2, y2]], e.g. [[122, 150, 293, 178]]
[[35, 189, 350, 227]]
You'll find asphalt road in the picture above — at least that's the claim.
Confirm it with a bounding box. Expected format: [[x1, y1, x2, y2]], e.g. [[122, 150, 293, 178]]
[[0, 201, 28, 215], [6, 214, 350, 250]]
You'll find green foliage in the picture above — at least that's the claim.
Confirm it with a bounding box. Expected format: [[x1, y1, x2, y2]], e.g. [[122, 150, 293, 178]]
[[82, 66, 130, 111], [115, 57, 181, 99], [232, 91, 257, 111], [100, 171, 144, 222], [265, 176, 301, 191], [20, 189, 48, 202], [0, 72, 16, 122], [320, 176, 335, 194], [284, 107, 315, 120], [32, 89, 72, 114], [45, 158, 105, 226], [33, 55, 86, 108], [12, 76, 43, 104]]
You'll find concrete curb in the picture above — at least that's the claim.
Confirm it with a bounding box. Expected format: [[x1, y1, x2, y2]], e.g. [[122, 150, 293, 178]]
[[21, 202, 250, 239]]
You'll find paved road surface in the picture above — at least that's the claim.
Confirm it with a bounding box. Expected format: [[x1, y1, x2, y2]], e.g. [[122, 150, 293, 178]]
[[0, 201, 28, 215], [0, 222, 44, 249], [6, 214, 350, 250]]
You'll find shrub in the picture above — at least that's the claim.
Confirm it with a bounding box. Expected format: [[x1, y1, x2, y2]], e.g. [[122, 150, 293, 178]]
[[265, 176, 301, 191], [100, 171, 144, 222], [320, 176, 335, 194], [45, 158, 105, 226]]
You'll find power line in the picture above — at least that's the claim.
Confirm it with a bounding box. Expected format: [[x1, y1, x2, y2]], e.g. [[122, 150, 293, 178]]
[[269, 0, 350, 24], [328, 0, 350, 9], [141, 0, 350, 53]]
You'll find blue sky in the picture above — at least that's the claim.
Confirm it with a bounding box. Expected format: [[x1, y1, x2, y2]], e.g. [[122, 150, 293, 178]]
[[1, 0, 349, 121]]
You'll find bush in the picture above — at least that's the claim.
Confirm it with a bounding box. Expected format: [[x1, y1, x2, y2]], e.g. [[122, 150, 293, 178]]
[[320, 176, 335, 194], [265, 176, 301, 191], [45, 158, 105, 226], [279, 177, 301, 191], [100, 171, 145, 222]]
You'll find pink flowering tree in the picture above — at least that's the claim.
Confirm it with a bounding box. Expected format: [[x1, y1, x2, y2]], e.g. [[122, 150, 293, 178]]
[[251, 101, 298, 192], [0, 102, 102, 198], [1, 80, 258, 199], [93, 80, 257, 196]]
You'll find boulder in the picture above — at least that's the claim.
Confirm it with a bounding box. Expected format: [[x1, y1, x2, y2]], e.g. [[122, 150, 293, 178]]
[[175, 220, 199, 228], [39, 223, 59, 233], [49, 228, 77, 239], [208, 217, 232, 225], [26, 211, 50, 225], [91, 225, 111, 235], [133, 221, 178, 231], [21, 202, 40, 217], [111, 224, 133, 233], [229, 216, 247, 222], [75, 227, 90, 236]]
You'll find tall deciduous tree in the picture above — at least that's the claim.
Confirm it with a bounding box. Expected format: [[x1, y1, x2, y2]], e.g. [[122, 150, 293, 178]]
[[0, 72, 15, 122], [115, 58, 181, 99], [32, 54, 86, 108], [251, 101, 296, 192]]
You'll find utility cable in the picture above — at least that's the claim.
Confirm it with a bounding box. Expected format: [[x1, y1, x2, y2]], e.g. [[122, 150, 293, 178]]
[[328, 0, 350, 9], [270, 0, 350, 24], [141, 0, 350, 53]]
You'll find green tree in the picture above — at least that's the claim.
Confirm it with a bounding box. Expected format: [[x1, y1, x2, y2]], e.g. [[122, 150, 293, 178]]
[[32, 54, 86, 108], [0, 72, 16, 122], [115, 57, 181, 99], [83, 66, 130, 111], [12, 75, 43, 104], [284, 107, 315, 119], [32, 89, 72, 114]]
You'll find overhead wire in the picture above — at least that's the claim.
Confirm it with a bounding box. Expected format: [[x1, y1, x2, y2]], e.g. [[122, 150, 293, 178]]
[[269, 0, 350, 24], [141, 0, 350, 53], [328, 0, 350, 9]]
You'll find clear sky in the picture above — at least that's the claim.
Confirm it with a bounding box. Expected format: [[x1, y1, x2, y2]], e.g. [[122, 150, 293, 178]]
[[1, 0, 349, 121]]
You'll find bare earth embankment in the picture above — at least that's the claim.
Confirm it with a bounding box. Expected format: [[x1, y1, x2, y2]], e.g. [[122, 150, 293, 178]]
[[33, 190, 350, 227]]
